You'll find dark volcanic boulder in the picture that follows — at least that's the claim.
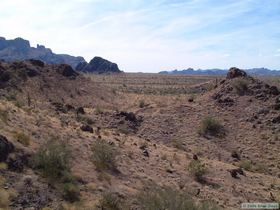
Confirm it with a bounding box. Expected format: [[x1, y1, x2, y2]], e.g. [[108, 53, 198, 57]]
[[80, 124, 94, 133], [56, 64, 79, 78], [76, 57, 121, 74], [28, 59, 45, 67], [0, 135, 14, 162], [227, 67, 247, 79]]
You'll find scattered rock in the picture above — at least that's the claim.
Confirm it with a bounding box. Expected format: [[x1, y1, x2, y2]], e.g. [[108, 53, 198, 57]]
[[272, 116, 280, 124], [118, 111, 137, 122], [143, 149, 149, 157], [76, 107, 85, 115], [26, 67, 39, 77], [65, 104, 75, 111], [0, 135, 14, 162], [80, 124, 94, 133], [7, 153, 29, 172], [269, 86, 279, 95], [52, 102, 67, 113], [228, 168, 245, 179], [193, 154, 198, 160], [231, 151, 241, 161]]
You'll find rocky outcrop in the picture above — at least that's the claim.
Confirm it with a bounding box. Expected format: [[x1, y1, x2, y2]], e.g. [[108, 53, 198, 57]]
[[0, 135, 14, 162], [76, 57, 121, 74], [226, 67, 247, 79], [56, 64, 79, 78], [0, 37, 85, 68]]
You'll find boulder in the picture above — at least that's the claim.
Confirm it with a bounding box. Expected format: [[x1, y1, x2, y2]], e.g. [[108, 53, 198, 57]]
[[28, 59, 45, 67], [56, 64, 79, 78], [80, 124, 94, 133], [226, 67, 247, 79], [7, 153, 29, 172], [0, 135, 14, 162], [76, 107, 85, 115]]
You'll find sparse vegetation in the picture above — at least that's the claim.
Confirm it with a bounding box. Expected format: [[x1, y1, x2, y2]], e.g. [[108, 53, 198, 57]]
[[98, 192, 123, 210], [137, 185, 219, 210], [232, 78, 249, 95], [33, 139, 72, 181], [139, 99, 146, 108], [13, 131, 30, 146], [0, 109, 8, 124], [63, 183, 80, 203], [172, 138, 185, 150], [198, 116, 224, 137], [95, 107, 103, 114], [238, 160, 267, 173], [91, 140, 119, 171], [0, 189, 10, 209], [187, 160, 207, 181]]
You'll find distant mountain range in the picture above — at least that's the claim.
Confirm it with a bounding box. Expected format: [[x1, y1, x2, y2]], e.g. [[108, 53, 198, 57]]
[[159, 68, 280, 76], [0, 37, 85, 68], [0, 37, 121, 73]]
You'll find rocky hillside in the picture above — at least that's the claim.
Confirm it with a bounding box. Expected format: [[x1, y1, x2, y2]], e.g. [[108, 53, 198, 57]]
[[0, 62, 279, 210], [0, 37, 85, 68], [76, 57, 121, 74]]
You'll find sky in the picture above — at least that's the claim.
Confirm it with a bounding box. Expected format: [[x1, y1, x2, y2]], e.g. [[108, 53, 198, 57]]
[[0, 0, 279, 72]]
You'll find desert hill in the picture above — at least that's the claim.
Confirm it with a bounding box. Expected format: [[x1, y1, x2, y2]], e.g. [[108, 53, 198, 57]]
[[0, 62, 279, 209], [76, 57, 121, 74]]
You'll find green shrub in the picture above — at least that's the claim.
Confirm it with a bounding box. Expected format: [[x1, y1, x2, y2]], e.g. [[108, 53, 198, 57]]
[[139, 100, 146, 108], [232, 78, 249, 95], [172, 139, 185, 150], [187, 160, 207, 182], [98, 192, 123, 210], [95, 107, 103, 114], [198, 117, 224, 137], [63, 183, 80, 203], [137, 185, 219, 210], [91, 140, 119, 171], [33, 139, 71, 181], [238, 160, 267, 173]]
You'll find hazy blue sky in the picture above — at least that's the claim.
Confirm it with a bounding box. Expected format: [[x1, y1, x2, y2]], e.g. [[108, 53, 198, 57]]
[[0, 0, 279, 72]]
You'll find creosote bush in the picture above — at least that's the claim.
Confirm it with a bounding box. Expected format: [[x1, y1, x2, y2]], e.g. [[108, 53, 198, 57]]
[[139, 99, 146, 108], [187, 160, 207, 182], [91, 140, 119, 171], [98, 192, 123, 210], [238, 160, 267, 173], [137, 185, 219, 210], [198, 116, 224, 137], [33, 139, 72, 181], [232, 78, 249, 95], [63, 183, 80, 203]]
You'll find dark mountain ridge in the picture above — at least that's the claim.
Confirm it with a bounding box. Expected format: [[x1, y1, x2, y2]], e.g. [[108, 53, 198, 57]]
[[160, 67, 280, 76], [0, 37, 85, 69]]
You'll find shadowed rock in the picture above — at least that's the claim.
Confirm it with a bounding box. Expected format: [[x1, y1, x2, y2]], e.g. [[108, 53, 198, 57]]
[[226, 67, 247, 79], [76, 56, 121, 74], [0, 135, 14, 162]]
